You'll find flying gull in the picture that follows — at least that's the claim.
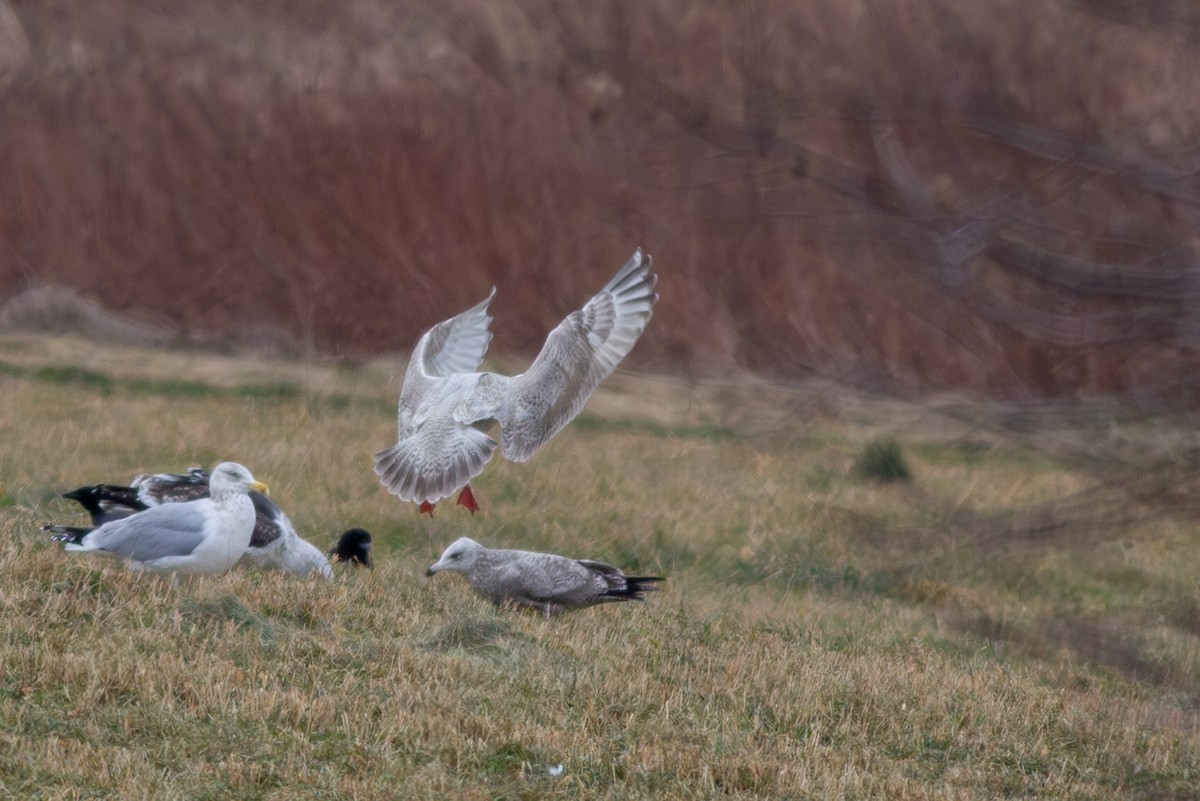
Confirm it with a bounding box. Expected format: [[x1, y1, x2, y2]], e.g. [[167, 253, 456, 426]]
[[375, 248, 658, 514], [425, 536, 663, 615], [60, 467, 369, 578], [46, 462, 266, 577]]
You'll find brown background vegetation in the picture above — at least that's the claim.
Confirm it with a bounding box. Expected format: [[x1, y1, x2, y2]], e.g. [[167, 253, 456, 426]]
[[3, 0, 1200, 404]]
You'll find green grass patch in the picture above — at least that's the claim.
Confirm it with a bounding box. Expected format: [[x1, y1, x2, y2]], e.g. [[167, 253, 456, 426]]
[[32, 364, 116, 393], [853, 437, 912, 482], [124, 376, 221, 398], [572, 412, 738, 441]]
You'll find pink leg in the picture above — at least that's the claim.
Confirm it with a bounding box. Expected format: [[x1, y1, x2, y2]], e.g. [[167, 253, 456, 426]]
[[456, 485, 480, 514]]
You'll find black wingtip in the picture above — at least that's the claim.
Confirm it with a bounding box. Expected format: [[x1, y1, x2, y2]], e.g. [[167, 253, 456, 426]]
[[42, 524, 92, 545], [329, 528, 373, 568], [61, 483, 147, 524]]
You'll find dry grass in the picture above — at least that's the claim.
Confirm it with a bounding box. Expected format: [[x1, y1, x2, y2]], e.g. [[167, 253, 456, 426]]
[[1, 333, 1199, 799]]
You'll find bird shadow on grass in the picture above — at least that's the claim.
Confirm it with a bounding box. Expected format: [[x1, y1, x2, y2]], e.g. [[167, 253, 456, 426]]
[[422, 616, 533, 660], [178, 593, 282, 641]]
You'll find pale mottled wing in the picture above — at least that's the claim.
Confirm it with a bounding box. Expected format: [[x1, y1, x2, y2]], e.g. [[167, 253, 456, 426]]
[[499, 249, 657, 462], [398, 288, 496, 429], [489, 551, 593, 601], [379, 291, 497, 502], [83, 501, 211, 562], [576, 559, 622, 579]]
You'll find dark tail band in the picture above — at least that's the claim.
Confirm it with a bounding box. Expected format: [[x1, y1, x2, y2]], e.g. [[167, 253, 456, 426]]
[[610, 576, 665, 600]]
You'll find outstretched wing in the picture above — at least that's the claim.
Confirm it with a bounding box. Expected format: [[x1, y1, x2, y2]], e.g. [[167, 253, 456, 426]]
[[499, 249, 657, 462], [397, 288, 496, 431]]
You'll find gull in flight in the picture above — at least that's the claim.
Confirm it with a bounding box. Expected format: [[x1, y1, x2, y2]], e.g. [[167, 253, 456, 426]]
[[375, 248, 658, 514]]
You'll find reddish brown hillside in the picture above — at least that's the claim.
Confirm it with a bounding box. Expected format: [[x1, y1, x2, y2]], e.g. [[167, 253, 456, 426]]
[[2, 0, 1200, 404]]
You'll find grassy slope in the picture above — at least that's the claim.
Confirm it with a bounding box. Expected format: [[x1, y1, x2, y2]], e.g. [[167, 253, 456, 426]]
[[0, 334, 1197, 799]]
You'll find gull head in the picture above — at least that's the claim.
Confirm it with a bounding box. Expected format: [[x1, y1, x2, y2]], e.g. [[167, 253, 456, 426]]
[[426, 536, 483, 576], [209, 462, 269, 497]]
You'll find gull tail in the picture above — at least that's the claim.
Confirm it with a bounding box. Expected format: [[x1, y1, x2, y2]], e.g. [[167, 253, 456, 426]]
[[374, 426, 495, 506], [608, 576, 665, 601]]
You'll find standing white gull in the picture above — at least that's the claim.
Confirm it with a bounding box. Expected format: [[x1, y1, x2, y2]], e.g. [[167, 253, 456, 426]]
[[375, 248, 658, 514], [46, 462, 266, 577], [59, 467, 359, 578], [425, 536, 663, 615]]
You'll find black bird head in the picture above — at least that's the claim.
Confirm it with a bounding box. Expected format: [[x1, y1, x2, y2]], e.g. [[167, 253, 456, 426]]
[[329, 528, 373, 568]]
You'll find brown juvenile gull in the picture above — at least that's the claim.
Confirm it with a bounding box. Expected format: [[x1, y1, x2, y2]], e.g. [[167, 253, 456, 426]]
[[425, 536, 663, 615], [59, 467, 364, 578], [374, 248, 658, 515], [46, 462, 266, 577]]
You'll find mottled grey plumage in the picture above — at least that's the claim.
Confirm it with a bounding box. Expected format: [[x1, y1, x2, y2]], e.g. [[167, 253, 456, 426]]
[[426, 536, 663, 615], [375, 249, 658, 510], [132, 467, 209, 506], [48, 462, 266, 576]]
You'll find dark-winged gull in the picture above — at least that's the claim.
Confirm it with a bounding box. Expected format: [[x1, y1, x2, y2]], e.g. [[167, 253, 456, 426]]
[[374, 248, 658, 515], [60, 467, 355, 578], [425, 536, 663, 615], [328, 528, 373, 568], [47, 462, 266, 576], [60, 484, 146, 524]]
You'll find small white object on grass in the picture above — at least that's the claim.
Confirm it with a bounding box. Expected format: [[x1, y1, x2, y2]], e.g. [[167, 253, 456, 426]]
[[374, 248, 658, 515], [425, 536, 663, 615], [47, 462, 266, 577]]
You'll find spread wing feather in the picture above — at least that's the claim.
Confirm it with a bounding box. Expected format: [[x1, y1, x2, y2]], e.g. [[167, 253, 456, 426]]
[[398, 289, 495, 431], [374, 419, 497, 504], [376, 249, 656, 506], [500, 249, 657, 462]]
